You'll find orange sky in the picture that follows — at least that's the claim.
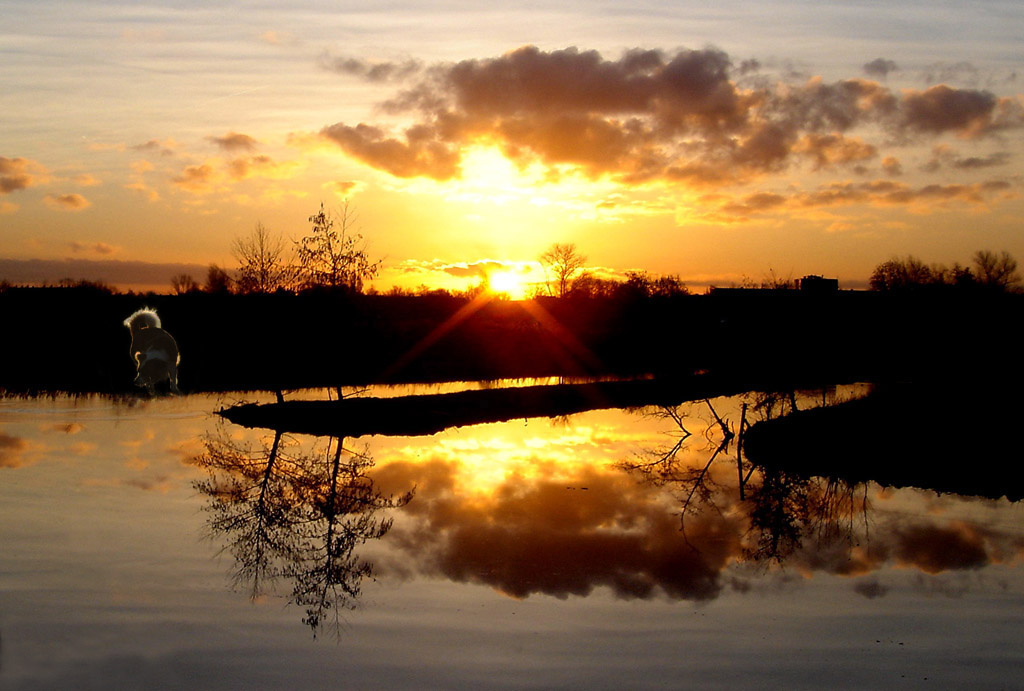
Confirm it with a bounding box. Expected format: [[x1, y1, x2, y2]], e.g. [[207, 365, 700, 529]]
[[3, 1, 1023, 293]]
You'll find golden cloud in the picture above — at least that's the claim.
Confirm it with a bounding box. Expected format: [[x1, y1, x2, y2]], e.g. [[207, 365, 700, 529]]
[[44, 193, 91, 211], [316, 45, 1023, 200], [68, 241, 119, 255], [171, 163, 219, 193], [208, 131, 259, 152], [226, 154, 302, 180], [73, 173, 102, 187], [710, 178, 1017, 221], [1, 156, 49, 194], [131, 139, 177, 156]]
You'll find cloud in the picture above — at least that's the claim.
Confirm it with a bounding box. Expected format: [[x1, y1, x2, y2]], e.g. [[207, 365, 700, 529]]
[[130, 139, 176, 156], [226, 154, 301, 180], [258, 29, 297, 46], [1, 156, 48, 194], [881, 156, 903, 175], [73, 173, 101, 186], [327, 180, 364, 198], [899, 85, 1008, 137], [0, 257, 209, 290], [0, 201, 17, 214], [793, 133, 877, 169], [44, 193, 91, 211], [863, 58, 898, 79], [395, 258, 534, 281], [207, 132, 259, 152], [68, 241, 119, 255], [443, 260, 511, 279], [320, 122, 461, 179], [319, 52, 423, 82], [710, 178, 1016, 220], [316, 45, 1022, 189], [949, 152, 1012, 169], [171, 163, 219, 193], [923, 145, 1011, 171], [124, 180, 161, 202], [921, 61, 981, 86]]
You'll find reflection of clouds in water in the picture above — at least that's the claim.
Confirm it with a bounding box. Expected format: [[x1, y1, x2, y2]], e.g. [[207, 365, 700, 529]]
[[68, 442, 97, 456], [892, 522, 998, 574], [0, 430, 33, 468], [371, 453, 1024, 602], [853, 578, 889, 599], [43, 422, 85, 434], [375, 459, 743, 601], [1, 398, 213, 490]]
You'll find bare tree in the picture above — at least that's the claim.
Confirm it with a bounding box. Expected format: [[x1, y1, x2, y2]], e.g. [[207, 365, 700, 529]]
[[973, 250, 1021, 292], [170, 273, 200, 294], [205, 264, 233, 293], [233, 222, 292, 294], [868, 255, 934, 291], [295, 202, 381, 292], [539, 242, 586, 297]]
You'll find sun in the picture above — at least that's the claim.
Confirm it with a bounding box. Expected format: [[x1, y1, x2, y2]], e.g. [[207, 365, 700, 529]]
[[487, 270, 530, 299]]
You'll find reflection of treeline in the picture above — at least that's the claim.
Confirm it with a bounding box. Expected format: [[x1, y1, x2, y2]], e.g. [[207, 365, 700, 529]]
[[0, 282, 1020, 393]]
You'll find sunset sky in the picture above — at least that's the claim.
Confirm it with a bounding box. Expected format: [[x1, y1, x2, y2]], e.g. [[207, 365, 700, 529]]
[[3, 0, 1023, 293]]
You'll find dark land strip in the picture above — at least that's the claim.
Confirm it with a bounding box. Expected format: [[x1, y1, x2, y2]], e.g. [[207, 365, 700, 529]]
[[744, 380, 1024, 500], [219, 374, 765, 437], [5, 286, 1017, 395]]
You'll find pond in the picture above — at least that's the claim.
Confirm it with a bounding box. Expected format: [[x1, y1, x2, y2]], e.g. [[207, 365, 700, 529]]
[[1, 387, 1022, 689]]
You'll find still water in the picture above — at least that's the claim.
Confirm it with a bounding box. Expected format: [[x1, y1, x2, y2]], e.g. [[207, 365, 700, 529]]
[[1, 387, 1022, 689]]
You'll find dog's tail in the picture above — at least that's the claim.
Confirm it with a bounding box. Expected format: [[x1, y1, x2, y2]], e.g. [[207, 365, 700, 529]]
[[123, 307, 161, 330]]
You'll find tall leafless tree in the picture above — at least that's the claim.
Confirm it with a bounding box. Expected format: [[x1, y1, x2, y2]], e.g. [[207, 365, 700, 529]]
[[170, 273, 200, 294], [973, 250, 1021, 291], [205, 264, 233, 293], [233, 222, 292, 293], [539, 242, 586, 297]]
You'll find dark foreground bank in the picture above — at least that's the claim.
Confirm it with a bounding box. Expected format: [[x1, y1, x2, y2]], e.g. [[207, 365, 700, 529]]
[[744, 380, 1024, 500], [1, 285, 1019, 394]]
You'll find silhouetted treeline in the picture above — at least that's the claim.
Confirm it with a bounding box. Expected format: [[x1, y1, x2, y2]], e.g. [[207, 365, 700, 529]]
[[1, 283, 1020, 394], [869, 250, 1021, 292]]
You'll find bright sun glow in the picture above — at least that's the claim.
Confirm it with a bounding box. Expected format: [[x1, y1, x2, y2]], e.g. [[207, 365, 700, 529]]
[[460, 147, 523, 190], [487, 270, 530, 299]]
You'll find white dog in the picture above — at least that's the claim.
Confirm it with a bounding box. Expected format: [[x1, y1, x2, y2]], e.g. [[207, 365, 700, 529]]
[[123, 307, 181, 394]]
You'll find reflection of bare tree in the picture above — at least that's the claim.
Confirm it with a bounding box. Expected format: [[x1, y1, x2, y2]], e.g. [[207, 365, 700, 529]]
[[745, 471, 871, 564], [744, 467, 810, 562], [289, 438, 414, 634], [618, 401, 735, 544], [194, 426, 413, 637], [620, 389, 871, 566], [741, 389, 871, 564]]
